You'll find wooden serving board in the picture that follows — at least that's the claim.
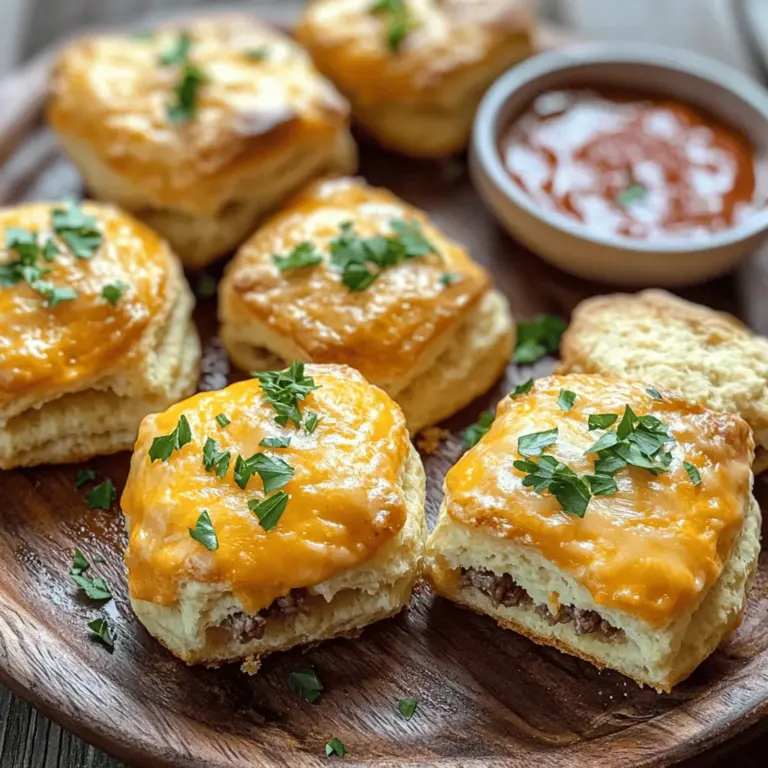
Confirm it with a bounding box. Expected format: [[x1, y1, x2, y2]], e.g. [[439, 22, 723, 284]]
[[1, 7, 768, 768]]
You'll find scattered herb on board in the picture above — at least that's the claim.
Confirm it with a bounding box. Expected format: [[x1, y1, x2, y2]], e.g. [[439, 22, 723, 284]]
[[189, 510, 219, 551], [149, 414, 192, 462], [397, 697, 418, 720], [87, 617, 115, 651], [462, 411, 494, 450], [85, 480, 116, 510], [71, 572, 112, 601], [74, 468, 97, 490], [288, 667, 323, 703], [325, 738, 347, 758], [195, 272, 217, 299], [513, 315, 567, 364]]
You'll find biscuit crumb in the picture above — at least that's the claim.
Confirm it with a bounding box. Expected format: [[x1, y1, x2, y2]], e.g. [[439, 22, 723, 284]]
[[417, 426, 452, 454], [240, 655, 262, 676]]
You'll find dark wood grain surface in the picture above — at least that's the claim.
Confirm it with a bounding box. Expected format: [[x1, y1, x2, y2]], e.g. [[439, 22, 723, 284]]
[[2, 1, 768, 766]]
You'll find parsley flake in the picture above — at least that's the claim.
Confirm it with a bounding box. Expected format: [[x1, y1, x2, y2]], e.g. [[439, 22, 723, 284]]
[[397, 697, 418, 720], [370, 0, 411, 52], [325, 738, 347, 758], [85, 480, 116, 510], [646, 387, 663, 400], [462, 411, 494, 449], [87, 617, 114, 651], [71, 549, 90, 576], [189, 509, 218, 551], [514, 455, 591, 517], [260, 436, 291, 448], [289, 667, 323, 703], [202, 437, 230, 478], [215, 413, 231, 427], [509, 379, 534, 398], [235, 453, 294, 492], [440, 272, 460, 286], [273, 242, 324, 272], [558, 390, 577, 412], [195, 272, 217, 299], [101, 281, 129, 306], [41, 284, 77, 307], [167, 62, 207, 124], [588, 413, 618, 431], [617, 183, 646, 207], [74, 468, 96, 489], [518, 428, 558, 457], [304, 411, 320, 434], [514, 315, 567, 364], [71, 573, 112, 601], [683, 461, 702, 486], [586, 473, 619, 497], [51, 200, 103, 259], [248, 491, 289, 530], [255, 361, 318, 428], [159, 31, 191, 65], [149, 414, 192, 462], [244, 46, 269, 61]]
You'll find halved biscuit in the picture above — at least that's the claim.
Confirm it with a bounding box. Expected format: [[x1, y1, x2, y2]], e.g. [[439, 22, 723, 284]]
[[219, 176, 514, 433], [296, 0, 534, 157], [425, 374, 761, 692], [122, 363, 426, 667], [0, 201, 200, 469], [557, 290, 768, 471], [47, 15, 357, 267]]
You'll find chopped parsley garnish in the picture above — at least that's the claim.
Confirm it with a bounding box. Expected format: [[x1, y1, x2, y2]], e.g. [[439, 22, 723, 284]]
[[215, 413, 231, 428], [85, 480, 116, 510], [325, 738, 347, 758], [273, 242, 324, 271], [289, 667, 323, 703], [514, 455, 591, 518], [329, 219, 436, 291], [244, 46, 269, 61], [254, 361, 318, 428], [189, 510, 218, 551], [518, 428, 558, 457], [683, 461, 702, 486], [462, 411, 494, 449], [514, 315, 567, 364], [440, 272, 460, 286], [87, 617, 114, 651], [370, 0, 411, 51], [585, 472, 619, 497], [617, 183, 646, 207], [304, 411, 320, 434], [71, 548, 90, 576], [101, 280, 129, 306], [260, 436, 291, 448], [51, 200, 103, 259], [558, 390, 577, 412], [202, 437, 230, 478], [149, 414, 192, 462], [71, 572, 112, 601], [588, 413, 618, 431], [248, 491, 289, 530], [234, 452, 294, 492], [166, 62, 207, 124], [41, 285, 77, 307], [509, 379, 534, 398], [646, 387, 663, 400], [159, 31, 191, 65], [397, 697, 418, 720]]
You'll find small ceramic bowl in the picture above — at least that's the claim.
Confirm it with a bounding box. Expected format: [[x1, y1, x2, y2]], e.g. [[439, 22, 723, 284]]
[[470, 43, 768, 286]]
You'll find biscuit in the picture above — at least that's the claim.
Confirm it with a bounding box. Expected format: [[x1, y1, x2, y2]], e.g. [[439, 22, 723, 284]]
[[219, 176, 514, 433], [47, 15, 357, 267], [557, 290, 768, 472], [122, 363, 426, 667], [0, 201, 200, 469], [296, 0, 534, 157], [425, 374, 761, 692]]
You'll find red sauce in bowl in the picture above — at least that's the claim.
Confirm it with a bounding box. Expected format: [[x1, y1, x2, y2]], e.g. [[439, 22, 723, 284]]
[[498, 88, 766, 240]]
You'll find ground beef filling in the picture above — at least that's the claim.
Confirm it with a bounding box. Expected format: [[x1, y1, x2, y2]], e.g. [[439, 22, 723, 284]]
[[460, 568, 624, 640], [219, 588, 309, 643]]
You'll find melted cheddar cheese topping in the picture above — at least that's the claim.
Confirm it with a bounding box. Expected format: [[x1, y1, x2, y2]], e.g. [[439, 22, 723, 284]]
[[122, 365, 409, 612], [222, 176, 490, 386], [0, 203, 170, 410], [296, 0, 532, 105], [446, 375, 754, 626], [47, 16, 349, 216]]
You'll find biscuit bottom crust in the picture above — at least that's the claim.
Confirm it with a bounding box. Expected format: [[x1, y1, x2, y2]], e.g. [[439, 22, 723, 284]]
[[221, 288, 514, 434], [55, 130, 358, 268], [0, 284, 201, 469], [425, 496, 761, 693], [129, 443, 427, 668]]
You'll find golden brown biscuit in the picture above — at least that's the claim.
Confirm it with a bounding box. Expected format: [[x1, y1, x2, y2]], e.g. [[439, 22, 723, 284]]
[[557, 290, 768, 472], [218, 176, 514, 433], [47, 16, 357, 267], [296, 0, 534, 157], [122, 363, 426, 667], [425, 375, 761, 692], [0, 201, 200, 468]]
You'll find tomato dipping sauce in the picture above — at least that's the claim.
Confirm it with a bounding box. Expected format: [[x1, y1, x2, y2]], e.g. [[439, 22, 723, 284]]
[[499, 88, 766, 240]]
